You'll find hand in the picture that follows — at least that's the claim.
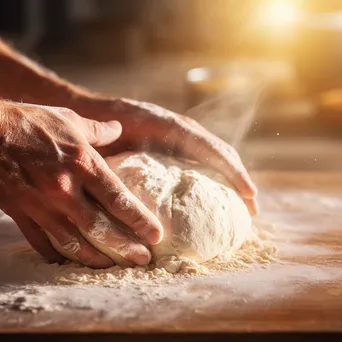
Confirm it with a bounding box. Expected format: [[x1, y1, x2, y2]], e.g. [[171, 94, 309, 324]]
[[0, 101, 163, 268], [76, 98, 258, 215]]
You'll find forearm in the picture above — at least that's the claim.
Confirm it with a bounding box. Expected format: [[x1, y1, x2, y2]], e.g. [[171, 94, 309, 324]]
[[0, 39, 143, 123], [0, 39, 94, 109]]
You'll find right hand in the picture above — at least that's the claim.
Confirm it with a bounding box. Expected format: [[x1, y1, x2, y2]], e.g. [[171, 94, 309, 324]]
[[0, 101, 163, 268], [80, 98, 258, 215]]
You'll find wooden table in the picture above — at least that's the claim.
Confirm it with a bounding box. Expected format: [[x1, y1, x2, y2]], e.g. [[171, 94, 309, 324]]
[[0, 171, 341, 338]]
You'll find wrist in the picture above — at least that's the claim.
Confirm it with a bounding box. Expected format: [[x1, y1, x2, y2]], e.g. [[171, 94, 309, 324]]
[[25, 75, 94, 110], [69, 94, 126, 121]]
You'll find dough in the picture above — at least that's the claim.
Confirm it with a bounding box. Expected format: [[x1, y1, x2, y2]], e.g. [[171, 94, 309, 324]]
[[107, 153, 252, 263], [49, 152, 252, 265]]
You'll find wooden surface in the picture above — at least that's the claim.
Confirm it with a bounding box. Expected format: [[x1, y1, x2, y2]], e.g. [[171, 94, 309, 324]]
[[0, 171, 342, 333]]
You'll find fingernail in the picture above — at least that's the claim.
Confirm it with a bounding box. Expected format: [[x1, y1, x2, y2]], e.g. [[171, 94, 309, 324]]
[[145, 229, 162, 245], [134, 248, 151, 266], [106, 120, 122, 132]]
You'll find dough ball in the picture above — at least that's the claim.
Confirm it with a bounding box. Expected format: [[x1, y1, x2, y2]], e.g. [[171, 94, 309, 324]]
[[105, 152, 252, 263]]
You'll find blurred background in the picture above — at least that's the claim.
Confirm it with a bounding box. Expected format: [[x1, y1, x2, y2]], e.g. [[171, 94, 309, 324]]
[[1, 0, 342, 171]]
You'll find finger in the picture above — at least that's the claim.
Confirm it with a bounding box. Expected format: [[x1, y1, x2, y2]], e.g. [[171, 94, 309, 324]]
[[5, 209, 64, 263], [58, 195, 152, 266], [82, 155, 164, 245], [178, 114, 209, 134], [173, 144, 258, 215], [173, 133, 257, 198], [25, 206, 114, 269], [56, 107, 122, 147], [243, 198, 259, 216], [168, 118, 258, 214], [228, 158, 258, 199], [82, 119, 122, 147], [180, 115, 248, 164], [169, 117, 258, 199]]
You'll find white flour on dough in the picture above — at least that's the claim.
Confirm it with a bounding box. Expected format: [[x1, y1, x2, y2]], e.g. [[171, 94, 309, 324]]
[[107, 152, 253, 263], [0, 224, 276, 287], [0, 153, 277, 291], [1, 173, 342, 318], [50, 152, 255, 266]]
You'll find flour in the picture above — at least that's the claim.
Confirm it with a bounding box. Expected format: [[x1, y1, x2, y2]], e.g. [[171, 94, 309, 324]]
[[0, 220, 276, 289], [0, 153, 278, 314], [104, 152, 252, 264], [1, 172, 342, 330], [0, 218, 277, 314]]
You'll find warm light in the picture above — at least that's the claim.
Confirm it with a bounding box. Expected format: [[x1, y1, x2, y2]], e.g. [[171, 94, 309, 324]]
[[264, 2, 299, 26], [256, 0, 302, 33]]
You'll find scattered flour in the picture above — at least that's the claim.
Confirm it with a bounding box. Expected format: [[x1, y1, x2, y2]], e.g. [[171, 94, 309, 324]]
[[0, 172, 341, 330], [0, 153, 281, 316], [48, 152, 255, 267], [0, 222, 277, 287], [0, 221, 277, 315], [98, 152, 253, 264]]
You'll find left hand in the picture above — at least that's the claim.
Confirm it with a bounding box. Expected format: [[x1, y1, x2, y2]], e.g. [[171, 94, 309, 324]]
[[0, 101, 163, 267], [75, 97, 258, 215]]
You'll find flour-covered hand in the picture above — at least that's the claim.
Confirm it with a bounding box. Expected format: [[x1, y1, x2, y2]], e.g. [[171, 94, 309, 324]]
[[0, 101, 163, 268], [76, 98, 258, 216]]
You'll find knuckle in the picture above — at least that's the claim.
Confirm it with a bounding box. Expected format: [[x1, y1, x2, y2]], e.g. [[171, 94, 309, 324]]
[[107, 190, 131, 214], [61, 239, 81, 255], [130, 213, 145, 227], [115, 240, 133, 257], [48, 226, 79, 250], [87, 223, 110, 243], [46, 172, 73, 197], [75, 210, 94, 229], [56, 143, 88, 166], [83, 212, 112, 243], [72, 149, 96, 173], [72, 146, 89, 162], [58, 107, 78, 120], [89, 120, 100, 139]]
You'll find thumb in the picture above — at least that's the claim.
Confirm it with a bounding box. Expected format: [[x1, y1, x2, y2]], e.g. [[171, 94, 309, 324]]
[[82, 118, 122, 147], [53, 107, 122, 147]]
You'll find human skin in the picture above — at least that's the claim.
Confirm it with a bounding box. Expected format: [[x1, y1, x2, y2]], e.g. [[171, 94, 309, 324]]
[[0, 39, 258, 267], [0, 100, 165, 268]]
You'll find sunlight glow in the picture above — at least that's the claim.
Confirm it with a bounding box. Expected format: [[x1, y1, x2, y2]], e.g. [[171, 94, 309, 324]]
[[256, 0, 302, 33]]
